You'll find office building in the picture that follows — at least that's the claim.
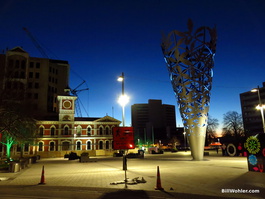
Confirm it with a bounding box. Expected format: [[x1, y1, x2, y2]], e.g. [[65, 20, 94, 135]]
[[240, 82, 265, 135], [0, 47, 69, 118], [131, 99, 176, 145]]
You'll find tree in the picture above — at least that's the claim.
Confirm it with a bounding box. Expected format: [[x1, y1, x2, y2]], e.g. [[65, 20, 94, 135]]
[[0, 103, 36, 160], [169, 136, 181, 149], [206, 115, 219, 145], [222, 111, 244, 137]]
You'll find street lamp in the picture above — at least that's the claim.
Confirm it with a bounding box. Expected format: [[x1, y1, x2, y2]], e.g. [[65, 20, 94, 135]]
[[117, 72, 129, 126], [183, 132, 186, 151], [251, 86, 265, 133]]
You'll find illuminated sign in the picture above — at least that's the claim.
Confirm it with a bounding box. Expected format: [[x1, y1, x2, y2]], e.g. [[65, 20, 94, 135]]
[[113, 127, 135, 150]]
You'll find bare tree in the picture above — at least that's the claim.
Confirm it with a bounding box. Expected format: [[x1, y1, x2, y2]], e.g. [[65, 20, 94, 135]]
[[206, 115, 219, 145], [222, 111, 244, 137], [169, 136, 181, 149]]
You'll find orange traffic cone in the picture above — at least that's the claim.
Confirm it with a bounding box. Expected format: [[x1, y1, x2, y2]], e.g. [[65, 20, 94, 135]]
[[39, 165, 45, 184], [155, 166, 164, 190]]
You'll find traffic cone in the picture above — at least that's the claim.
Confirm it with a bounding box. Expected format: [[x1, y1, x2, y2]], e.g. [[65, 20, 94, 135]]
[[39, 165, 45, 184], [155, 166, 164, 190]]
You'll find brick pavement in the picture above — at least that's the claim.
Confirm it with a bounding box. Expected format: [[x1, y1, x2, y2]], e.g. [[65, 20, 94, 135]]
[[0, 151, 264, 199]]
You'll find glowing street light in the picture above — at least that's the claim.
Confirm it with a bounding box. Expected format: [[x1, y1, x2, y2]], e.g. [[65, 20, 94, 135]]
[[183, 132, 187, 151], [251, 86, 265, 133], [117, 72, 129, 126]]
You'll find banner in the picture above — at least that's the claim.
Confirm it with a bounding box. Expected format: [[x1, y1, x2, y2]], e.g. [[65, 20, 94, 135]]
[[113, 127, 135, 150]]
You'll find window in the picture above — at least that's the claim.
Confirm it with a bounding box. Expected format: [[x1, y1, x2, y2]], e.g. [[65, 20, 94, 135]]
[[106, 127, 109, 135], [24, 143, 29, 152], [51, 127, 55, 136], [50, 142, 55, 151], [29, 72, 33, 78], [64, 126, 69, 135], [87, 127, 91, 135], [15, 60, 19, 68], [99, 141, 103, 149], [106, 141, 110, 149], [35, 72, 39, 79], [17, 145, 21, 152], [21, 60, 26, 69], [36, 62, 40, 68], [99, 127, 103, 135], [30, 62, 34, 68], [35, 83, 39, 89], [20, 71, 25, 78], [39, 127, 44, 136], [38, 142, 43, 151], [87, 141, 91, 150], [77, 126, 82, 136], [76, 141, 81, 150]]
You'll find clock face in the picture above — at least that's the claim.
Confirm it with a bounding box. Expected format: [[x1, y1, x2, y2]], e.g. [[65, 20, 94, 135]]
[[62, 100, 72, 109]]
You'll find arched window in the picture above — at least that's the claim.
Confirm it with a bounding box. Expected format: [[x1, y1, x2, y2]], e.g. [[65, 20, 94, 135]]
[[64, 126, 69, 135], [106, 141, 110, 149], [24, 143, 29, 152], [38, 142, 43, 151], [87, 127, 91, 135], [39, 127, 44, 136], [17, 145, 21, 152], [87, 141, 91, 150], [51, 127, 55, 136], [99, 127, 103, 135], [50, 142, 55, 151], [77, 126, 82, 136], [105, 127, 109, 135], [99, 141, 103, 149], [76, 141, 81, 150]]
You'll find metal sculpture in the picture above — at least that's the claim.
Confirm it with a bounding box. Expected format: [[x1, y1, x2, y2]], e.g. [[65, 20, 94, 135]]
[[161, 19, 217, 160]]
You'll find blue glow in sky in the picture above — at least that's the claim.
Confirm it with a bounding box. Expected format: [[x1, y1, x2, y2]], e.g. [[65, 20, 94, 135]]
[[1, 0, 265, 132]]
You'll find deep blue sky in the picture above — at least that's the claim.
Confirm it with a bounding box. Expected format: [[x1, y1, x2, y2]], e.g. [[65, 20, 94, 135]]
[[1, 0, 265, 133]]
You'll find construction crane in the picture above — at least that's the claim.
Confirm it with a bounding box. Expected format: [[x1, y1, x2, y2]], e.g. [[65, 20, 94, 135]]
[[23, 27, 89, 117], [22, 27, 50, 58], [71, 80, 89, 117]]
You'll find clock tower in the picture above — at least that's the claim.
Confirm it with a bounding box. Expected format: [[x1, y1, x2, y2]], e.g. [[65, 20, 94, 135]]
[[57, 92, 77, 121]]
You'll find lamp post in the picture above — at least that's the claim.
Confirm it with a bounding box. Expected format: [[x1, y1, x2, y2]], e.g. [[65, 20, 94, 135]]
[[183, 132, 186, 151], [117, 72, 129, 127], [251, 86, 265, 133]]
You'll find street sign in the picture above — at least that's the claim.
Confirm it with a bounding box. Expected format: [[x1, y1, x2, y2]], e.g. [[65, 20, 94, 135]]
[[113, 127, 135, 150]]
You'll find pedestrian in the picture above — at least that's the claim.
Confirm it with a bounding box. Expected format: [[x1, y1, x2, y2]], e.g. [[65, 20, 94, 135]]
[[216, 147, 219, 154]]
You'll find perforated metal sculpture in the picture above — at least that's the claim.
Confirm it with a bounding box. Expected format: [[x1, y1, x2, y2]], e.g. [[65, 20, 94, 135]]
[[161, 19, 217, 160]]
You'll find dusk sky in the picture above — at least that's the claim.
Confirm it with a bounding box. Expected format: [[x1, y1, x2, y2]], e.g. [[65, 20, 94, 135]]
[[1, 0, 265, 133]]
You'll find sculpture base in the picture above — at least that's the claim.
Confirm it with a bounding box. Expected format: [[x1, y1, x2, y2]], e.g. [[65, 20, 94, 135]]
[[188, 133, 206, 161]]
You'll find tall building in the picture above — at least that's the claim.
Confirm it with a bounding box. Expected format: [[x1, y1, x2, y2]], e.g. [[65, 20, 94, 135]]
[[131, 99, 176, 145], [240, 82, 265, 136], [0, 47, 69, 118]]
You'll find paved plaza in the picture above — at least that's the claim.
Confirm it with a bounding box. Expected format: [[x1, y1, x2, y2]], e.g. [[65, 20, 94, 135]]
[[0, 151, 264, 199]]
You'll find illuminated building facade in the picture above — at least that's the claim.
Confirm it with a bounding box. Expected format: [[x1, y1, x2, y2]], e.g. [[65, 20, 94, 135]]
[[0, 93, 121, 158]]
